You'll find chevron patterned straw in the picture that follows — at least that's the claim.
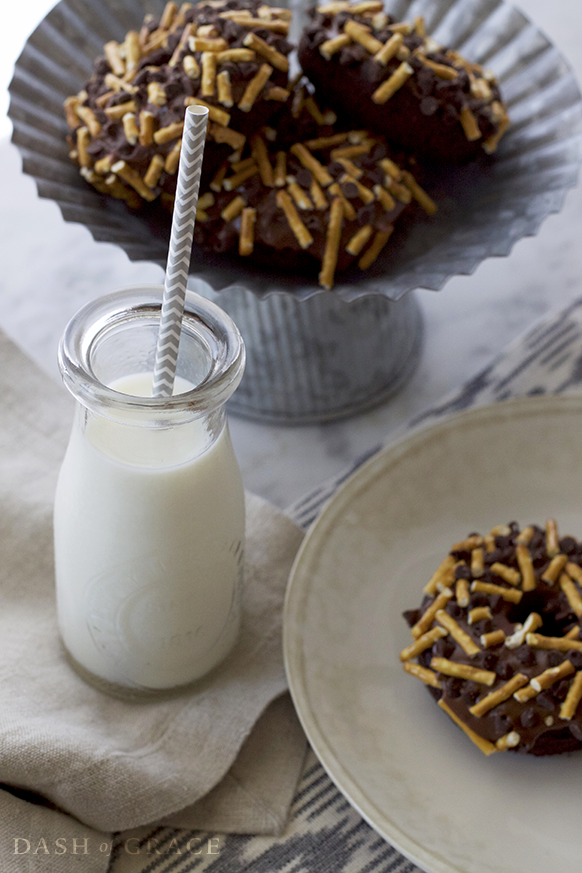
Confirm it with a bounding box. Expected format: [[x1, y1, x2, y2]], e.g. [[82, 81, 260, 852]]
[[152, 104, 209, 397]]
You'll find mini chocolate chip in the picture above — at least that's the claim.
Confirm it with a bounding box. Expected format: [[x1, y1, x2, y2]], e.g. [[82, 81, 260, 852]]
[[462, 683, 480, 704], [559, 537, 578, 555], [537, 692, 555, 710], [420, 97, 439, 116], [569, 722, 582, 741], [493, 712, 512, 733], [444, 678, 463, 698], [547, 651, 563, 668], [455, 565, 471, 580], [295, 169, 312, 188], [567, 650, 582, 669], [480, 652, 498, 670], [476, 619, 492, 635], [446, 603, 462, 619], [470, 593, 488, 608], [520, 707, 537, 728], [357, 205, 375, 225], [433, 638, 454, 659], [342, 182, 359, 199], [554, 679, 571, 701], [496, 661, 514, 680], [514, 645, 535, 666]]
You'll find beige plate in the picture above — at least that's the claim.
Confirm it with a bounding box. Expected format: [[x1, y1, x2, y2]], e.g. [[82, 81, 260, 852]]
[[283, 395, 582, 873]]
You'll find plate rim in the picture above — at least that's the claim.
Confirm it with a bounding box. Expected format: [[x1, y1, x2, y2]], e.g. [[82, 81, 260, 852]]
[[283, 392, 582, 873]]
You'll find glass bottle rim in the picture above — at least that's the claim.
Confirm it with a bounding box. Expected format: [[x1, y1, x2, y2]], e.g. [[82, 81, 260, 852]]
[[58, 284, 245, 421]]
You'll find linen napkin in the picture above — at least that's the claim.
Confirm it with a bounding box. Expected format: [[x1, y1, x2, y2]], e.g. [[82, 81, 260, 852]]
[[0, 327, 307, 868]]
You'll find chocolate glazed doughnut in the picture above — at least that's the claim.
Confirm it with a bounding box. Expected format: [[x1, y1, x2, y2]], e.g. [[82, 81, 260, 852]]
[[298, 2, 510, 164], [402, 521, 582, 756]]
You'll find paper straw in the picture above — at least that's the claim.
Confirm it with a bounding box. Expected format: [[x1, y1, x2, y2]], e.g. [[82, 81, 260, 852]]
[[152, 104, 209, 397]]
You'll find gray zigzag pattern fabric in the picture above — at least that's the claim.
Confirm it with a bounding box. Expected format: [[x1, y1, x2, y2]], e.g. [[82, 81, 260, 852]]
[[111, 296, 582, 872], [153, 110, 208, 397]]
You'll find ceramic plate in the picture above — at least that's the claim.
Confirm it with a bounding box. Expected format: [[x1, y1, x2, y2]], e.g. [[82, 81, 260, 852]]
[[283, 395, 582, 873]]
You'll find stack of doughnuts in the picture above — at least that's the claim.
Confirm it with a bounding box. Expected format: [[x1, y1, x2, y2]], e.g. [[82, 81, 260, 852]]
[[402, 520, 582, 756], [64, 0, 510, 289]]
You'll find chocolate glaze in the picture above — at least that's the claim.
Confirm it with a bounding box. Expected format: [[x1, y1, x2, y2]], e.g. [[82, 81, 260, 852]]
[[298, 7, 506, 164], [404, 523, 582, 756]]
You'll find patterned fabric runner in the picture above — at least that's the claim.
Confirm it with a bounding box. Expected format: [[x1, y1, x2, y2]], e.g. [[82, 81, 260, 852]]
[[110, 297, 582, 873]]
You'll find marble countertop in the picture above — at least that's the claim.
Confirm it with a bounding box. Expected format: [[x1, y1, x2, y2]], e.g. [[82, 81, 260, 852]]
[[1, 0, 582, 509]]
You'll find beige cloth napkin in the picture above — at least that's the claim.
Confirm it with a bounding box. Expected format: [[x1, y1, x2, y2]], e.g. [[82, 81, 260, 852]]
[[0, 328, 306, 867]]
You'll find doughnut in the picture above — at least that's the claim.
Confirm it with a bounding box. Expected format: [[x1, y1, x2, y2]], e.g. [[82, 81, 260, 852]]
[[402, 521, 582, 755], [298, 3, 510, 163], [191, 79, 438, 288], [64, 0, 293, 207]]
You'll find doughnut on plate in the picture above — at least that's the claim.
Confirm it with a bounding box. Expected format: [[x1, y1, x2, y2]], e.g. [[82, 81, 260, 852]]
[[284, 394, 582, 873]]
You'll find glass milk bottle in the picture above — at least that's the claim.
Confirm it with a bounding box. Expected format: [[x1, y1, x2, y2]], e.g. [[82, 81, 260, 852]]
[[53, 285, 245, 697]]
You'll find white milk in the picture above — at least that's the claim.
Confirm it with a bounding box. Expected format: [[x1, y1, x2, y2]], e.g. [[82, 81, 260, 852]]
[[53, 373, 245, 691]]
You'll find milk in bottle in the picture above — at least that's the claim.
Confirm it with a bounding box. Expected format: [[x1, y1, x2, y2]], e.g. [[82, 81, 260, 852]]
[[53, 286, 246, 696]]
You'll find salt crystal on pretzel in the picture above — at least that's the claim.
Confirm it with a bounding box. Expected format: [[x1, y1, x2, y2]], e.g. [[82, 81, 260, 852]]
[[490, 562, 521, 587], [319, 197, 344, 290], [423, 554, 456, 596], [221, 195, 246, 222], [343, 20, 384, 55], [471, 547, 484, 578], [526, 633, 582, 653], [122, 113, 140, 145], [239, 207, 257, 256], [183, 55, 201, 78], [481, 629, 505, 649], [76, 105, 102, 138], [400, 171, 437, 215], [469, 673, 528, 718], [104, 41, 126, 77], [185, 97, 230, 127], [76, 127, 92, 168], [223, 164, 259, 191], [495, 731, 520, 751], [346, 225, 373, 256], [251, 134, 274, 186], [471, 581, 523, 604], [210, 124, 245, 150], [243, 32, 289, 72], [504, 612, 542, 649], [153, 121, 184, 144], [430, 657, 495, 686], [435, 609, 480, 658], [319, 34, 352, 60], [374, 33, 403, 66], [164, 140, 182, 175], [559, 573, 582, 618], [468, 606, 492, 625], [541, 553, 567, 585], [143, 154, 165, 189], [437, 700, 496, 755], [111, 159, 157, 201], [291, 143, 333, 187], [276, 190, 313, 249], [455, 577, 470, 608], [559, 671, 582, 720], [411, 587, 453, 639], [403, 661, 442, 689], [239, 64, 273, 112], [358, 228, 393, 270], [530, 660, 574, 692]]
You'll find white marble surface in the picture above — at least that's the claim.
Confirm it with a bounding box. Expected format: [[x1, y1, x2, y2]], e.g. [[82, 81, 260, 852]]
[[1, 0, 582, 509]]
